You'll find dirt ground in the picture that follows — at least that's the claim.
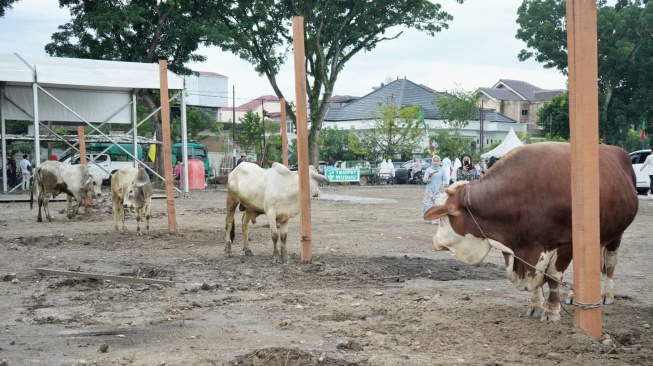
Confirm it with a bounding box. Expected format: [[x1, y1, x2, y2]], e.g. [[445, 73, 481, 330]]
[[0, 184, 651, 366]]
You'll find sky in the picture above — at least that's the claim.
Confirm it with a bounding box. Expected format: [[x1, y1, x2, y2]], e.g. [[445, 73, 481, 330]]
[[0, 0, 569, 107]]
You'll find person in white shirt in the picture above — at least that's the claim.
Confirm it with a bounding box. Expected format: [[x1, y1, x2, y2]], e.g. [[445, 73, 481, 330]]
[[19, 154, 32, 191], [441, 156, 452, 184], [409, 158, 422, 181], [640, 147, 653, 197]]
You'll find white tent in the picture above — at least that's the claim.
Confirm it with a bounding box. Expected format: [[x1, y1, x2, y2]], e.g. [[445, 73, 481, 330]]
[[481, 127, 523, 159]]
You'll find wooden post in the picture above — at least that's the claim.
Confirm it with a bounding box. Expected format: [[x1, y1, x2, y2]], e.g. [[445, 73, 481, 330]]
[[77, 125, 91, 212], [567, 0, 602, 339], [292, 16, 313, 263], [159, 60, 177, 234], [280, 98, 289, 167]]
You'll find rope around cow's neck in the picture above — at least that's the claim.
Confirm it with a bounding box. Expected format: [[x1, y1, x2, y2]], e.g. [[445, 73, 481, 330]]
[[463, 197, 602, 311]]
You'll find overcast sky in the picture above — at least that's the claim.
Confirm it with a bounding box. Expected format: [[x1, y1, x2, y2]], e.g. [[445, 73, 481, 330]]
[[0, 0, 569, 106]]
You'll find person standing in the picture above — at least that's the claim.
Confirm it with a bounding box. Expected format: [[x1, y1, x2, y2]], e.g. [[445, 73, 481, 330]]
[[456, 153, 480, 182], [236, 154, 247, 167], [19, 154, 32, 191], [422, 155, 447, 224], [328, 155, 336, 168], [6, 153, 17, 188], [640, 147, 653, 197], [441, 155, 452, 184]]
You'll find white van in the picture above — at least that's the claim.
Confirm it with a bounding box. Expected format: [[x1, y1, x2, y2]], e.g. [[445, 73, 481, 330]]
[[629, 149, 651, 194]]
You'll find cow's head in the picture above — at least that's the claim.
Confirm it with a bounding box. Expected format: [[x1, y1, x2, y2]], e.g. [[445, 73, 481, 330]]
[[308, 165, 329, 197], [122, 169, 152, 208], [85, 173, 103, 198], [424, 181, 491, 265]]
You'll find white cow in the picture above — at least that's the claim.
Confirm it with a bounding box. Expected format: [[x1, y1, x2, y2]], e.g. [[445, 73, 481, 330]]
[[225, 162, 329, 262], [111, 167, 153, 235], [30, 161, 103, 222]]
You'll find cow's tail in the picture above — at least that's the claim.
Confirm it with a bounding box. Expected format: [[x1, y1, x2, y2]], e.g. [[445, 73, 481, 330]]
[[29, 167, 39, 210], [229, 214, 235, 243]]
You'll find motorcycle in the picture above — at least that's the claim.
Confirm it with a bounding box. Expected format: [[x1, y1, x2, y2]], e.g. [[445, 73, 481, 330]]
[[406, 169, 423, 185]]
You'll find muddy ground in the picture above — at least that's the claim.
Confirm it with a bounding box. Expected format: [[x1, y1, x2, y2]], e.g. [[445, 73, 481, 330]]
[[0, 184, 651, 366]]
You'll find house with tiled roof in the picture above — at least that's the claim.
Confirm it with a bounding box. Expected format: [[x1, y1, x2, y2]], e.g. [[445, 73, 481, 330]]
[[323, 78, 523, 152], [218, 95, 281, 124], [480, 79, 565, 134]]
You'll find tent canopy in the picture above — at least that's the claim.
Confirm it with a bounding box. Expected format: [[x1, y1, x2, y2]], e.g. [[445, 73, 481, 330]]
[[481, 127, 523, 159]]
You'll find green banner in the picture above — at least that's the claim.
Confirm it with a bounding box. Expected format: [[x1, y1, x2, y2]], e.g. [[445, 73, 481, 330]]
[[325, 168, 360, 182]]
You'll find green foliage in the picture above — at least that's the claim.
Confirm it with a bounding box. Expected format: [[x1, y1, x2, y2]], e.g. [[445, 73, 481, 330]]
[[8, 141, 34, 156], [622, 129, 644, 152], [0, 0, 19, 18], [432, 86, 479, 158], [5, 120, 31, 135], [348, 103, 424, 161], [537, 92, 570, 139], [430, 129, 474, 160], [171, 107, 222, 142], [516, 0, 653, 146], [235, 109, 280, 166], [318, 127, 358, 162], [203, 0, 463, 162]]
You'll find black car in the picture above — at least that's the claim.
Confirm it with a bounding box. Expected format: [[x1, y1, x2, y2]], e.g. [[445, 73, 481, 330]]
[[395, 159, 431, 184]]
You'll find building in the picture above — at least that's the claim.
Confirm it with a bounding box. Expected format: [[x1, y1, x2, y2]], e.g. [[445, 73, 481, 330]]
[[183, 71, 229, 119], [480, 79, 565, 134], [323, 78, 522, 152]]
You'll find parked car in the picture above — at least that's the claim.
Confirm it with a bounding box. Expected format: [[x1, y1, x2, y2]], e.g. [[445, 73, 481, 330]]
[[289, 161, 327, 174], [630, 149, 651, 194], [394, 158, 431, 184]]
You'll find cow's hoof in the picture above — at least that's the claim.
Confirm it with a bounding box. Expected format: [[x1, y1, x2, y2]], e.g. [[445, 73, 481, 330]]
[[565, 290, 574, 305], [540, 311, 561, 322], [526, 307, 544, 318], [244, 249, 253, 256], [37, 218, 42, 223], [603, 295, 615, 305]]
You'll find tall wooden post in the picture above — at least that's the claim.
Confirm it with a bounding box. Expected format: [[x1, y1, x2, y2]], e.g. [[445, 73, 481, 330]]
[[280, 98, 289, 167], [292, 16, 313, 263], [159, 60, 177, 234], [77, 125, 91, 212], [567, 0, 602, 339]]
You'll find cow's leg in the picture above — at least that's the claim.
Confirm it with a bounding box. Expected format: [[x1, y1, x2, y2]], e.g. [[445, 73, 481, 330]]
[[224, 197, 238, 256], [525, 286, 545, 318], [602, 238, 621, 305], [112, 195, 126, 233], [278, 220, 290, 263], [267, 212, 281, 262], [71, 194, 84, 218], [135, 207, 143, 236], [241, 211, 254, 256], [37, 190, 45, 222], [143, 202, 151, 235], [541, 248, 570, 322]]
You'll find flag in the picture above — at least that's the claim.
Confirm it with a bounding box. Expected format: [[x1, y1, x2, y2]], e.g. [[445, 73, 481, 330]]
[[642, 118, 647, 150], [148, 132, 157, 163], [418, 106, 434, 157]]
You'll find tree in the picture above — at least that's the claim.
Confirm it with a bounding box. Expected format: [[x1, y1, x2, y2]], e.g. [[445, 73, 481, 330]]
[[516, 0, 653, 145], [348, 102, 424, 161], [0, 0, 19, 18], [171, 107, 222, 142], [318, 127, 358, 162], [429, 129, 473, 161], [235, 109, 280, 166], [433, 86, 480, 158], [537, 92, 570, 139], [45, 0, 223, 174], [204, 0, 463, 164]]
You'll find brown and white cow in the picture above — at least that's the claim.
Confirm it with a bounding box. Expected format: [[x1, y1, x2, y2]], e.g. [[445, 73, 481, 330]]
[[424, 142, 638, 321], [225, 162, 329, 262], [30, 161, 103, 222], [111, 167, 153, 235]]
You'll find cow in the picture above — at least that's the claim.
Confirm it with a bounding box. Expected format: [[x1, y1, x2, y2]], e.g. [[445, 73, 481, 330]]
[[30, 161, 103, 222], [111, 167, 153, 235], [225, 162, 330, 262], [424, 142, 638, 322]]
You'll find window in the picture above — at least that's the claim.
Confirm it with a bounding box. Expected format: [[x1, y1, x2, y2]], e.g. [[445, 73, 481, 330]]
[[521, 109, 529, 116]]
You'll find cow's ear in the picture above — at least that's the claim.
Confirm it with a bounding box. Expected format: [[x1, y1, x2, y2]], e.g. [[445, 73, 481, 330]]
[[118, 187, 123, 194], [85, 175, 93, 186], [424, 204, 460, 220]]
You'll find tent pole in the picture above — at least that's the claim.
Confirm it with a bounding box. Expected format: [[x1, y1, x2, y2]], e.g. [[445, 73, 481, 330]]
[[1, 87, 6, 193]]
